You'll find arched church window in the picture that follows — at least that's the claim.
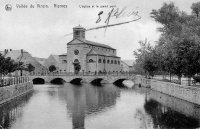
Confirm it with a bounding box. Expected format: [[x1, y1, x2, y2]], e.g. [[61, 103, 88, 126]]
[[107, 60, 110, 64], [98, 59, 101, 63], [118, 61, 120, 65], [74, 59, 79, 63], [115, 60, 117, 64], [111, 60, 113, 64], [89, 59, 94, 63], [103, 59, 106, 63]]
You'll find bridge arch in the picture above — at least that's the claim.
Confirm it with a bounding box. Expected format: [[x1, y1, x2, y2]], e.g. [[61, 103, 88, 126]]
[[50, 78, 66, 85], [90, 78, 104, 86], [70, 78, 82, 85], [113, 78, 128, 87], [32, 78, 45, 84]]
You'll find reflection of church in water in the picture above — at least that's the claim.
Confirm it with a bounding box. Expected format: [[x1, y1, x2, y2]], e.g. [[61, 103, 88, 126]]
[[60, 85, 120, 129], [67, 26, 121, 74]]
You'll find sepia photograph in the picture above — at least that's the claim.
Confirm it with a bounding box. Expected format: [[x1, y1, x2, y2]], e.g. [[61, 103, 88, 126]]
[[0, 0, 200, 129]]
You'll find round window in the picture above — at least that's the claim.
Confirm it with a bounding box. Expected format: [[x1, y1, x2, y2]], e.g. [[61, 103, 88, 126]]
[[74, 49, 79, 55]]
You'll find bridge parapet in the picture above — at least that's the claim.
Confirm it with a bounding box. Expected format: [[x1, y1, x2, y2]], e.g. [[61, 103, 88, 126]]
[[30, 73, 135, 84], [30, 72, 133, 77]]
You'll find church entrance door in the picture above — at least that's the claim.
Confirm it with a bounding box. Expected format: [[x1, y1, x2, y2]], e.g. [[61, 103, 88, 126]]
[[73, 59, 81, 74]]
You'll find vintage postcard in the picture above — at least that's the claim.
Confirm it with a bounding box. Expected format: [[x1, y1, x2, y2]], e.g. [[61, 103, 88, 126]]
[[0, 0, 200, 129]]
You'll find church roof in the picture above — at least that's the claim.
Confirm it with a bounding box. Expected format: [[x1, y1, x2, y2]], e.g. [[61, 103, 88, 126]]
[[59, 53, 67, 56], [87, 49, 119, 58], [82, 39, 115, 49], [87, 49, 98, 55], [73, 25, 85, 29], [68, 38, 115, 50]]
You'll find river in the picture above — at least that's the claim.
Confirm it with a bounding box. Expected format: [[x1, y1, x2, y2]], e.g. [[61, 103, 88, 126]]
[[0, 83, 200, 129]]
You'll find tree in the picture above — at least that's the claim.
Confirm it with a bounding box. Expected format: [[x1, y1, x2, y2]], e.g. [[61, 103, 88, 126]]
[[150, 2, 200, 84], [0, 54, 18, 78], [151, 2, 180, 35], [191, 2, 200, 18], [49, 65, 56, 72], [15, 62, 27, 76], [134, 39, 158, 78], [132, 61, 145, 75], [27, 63, 35, 73]]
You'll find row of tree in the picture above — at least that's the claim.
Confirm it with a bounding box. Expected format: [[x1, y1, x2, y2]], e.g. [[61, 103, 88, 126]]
[[134, 2, 200, 84], [0, 53, 35, 78]]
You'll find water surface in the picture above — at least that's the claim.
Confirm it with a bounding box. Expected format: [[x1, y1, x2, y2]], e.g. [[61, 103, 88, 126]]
[[0, 83, 200, 129]]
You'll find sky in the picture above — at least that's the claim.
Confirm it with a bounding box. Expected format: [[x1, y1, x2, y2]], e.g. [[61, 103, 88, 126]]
[[0, 0, 199, 60]]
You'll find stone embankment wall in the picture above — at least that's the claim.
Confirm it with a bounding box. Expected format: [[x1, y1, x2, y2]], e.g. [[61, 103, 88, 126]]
[[135, 75, 200, 105], [148, 89, 200, 119], [0, 77, 33, 105]]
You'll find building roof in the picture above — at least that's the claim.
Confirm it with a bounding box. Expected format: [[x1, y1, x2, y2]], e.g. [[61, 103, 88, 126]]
[[68, 38, 115, 50], [11, 50, 47, 71], [0, 51, 3, 55], [44, 54, 68, 69], [34, 57, 47, 66], [87, 49, 119, 58], [73, 25, 86, 29], [51, 55, 60, 63], [59, 53, 67, 56], [121, 60, 134, 66], [5, 50, 28, 60], [79, 38, 115, 50]]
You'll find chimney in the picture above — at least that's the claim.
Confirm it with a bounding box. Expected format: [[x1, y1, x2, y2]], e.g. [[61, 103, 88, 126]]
[[21, 49, 24, 57], [4, 49, 8, 56]]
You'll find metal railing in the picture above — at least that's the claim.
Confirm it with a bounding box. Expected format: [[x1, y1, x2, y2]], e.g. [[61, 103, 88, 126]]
[[0, 76, 30, 87]]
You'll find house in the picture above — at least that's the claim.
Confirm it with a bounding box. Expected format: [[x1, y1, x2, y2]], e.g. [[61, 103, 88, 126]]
[[44, 54, 68, 73], [121, 60, 134, 73], [4, 49, 48, 76]]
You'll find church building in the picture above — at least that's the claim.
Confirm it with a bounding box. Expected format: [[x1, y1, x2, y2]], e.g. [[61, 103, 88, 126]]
[[67, 26, 121, 74]]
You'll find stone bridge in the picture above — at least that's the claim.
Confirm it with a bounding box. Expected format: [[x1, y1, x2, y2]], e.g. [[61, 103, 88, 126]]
[[29, 74, 135, 84]]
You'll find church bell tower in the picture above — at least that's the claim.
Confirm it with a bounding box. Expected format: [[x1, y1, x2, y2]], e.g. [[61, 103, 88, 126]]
[[73, 25, 86, 39]]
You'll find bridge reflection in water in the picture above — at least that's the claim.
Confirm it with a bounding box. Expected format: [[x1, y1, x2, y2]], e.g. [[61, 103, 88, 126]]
[[1, 84, 200, 129], [57, 84, 120, 129]]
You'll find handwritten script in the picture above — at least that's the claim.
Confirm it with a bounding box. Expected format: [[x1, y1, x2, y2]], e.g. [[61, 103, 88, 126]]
[[95, 7, 141, 32], [64, 7, 141, 37]]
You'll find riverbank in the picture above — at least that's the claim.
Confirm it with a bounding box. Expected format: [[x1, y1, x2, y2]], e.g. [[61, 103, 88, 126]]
[[134, 75, 200, 105], [0, 81, 33, 105]]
